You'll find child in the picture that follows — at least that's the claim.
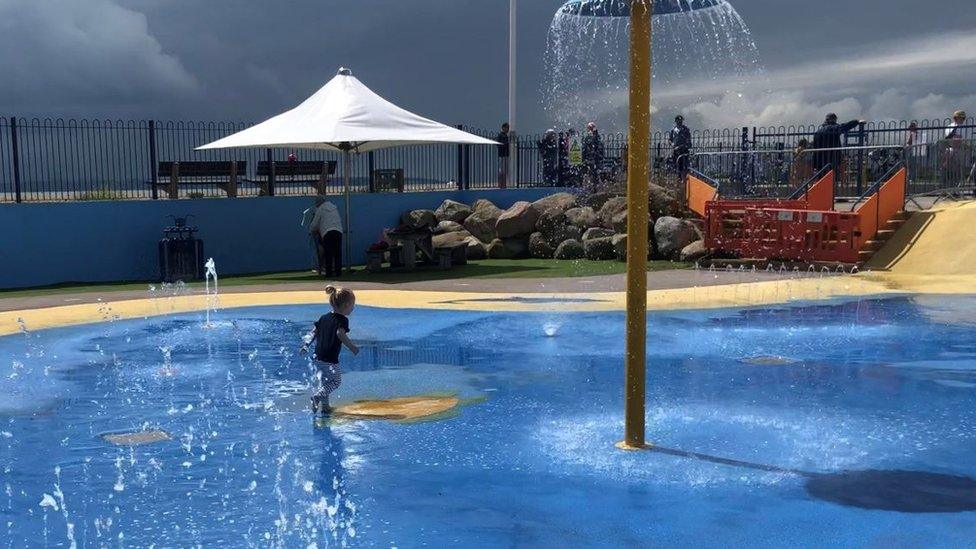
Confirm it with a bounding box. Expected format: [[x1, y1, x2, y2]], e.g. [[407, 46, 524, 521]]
[[301, 285, 359, 415]]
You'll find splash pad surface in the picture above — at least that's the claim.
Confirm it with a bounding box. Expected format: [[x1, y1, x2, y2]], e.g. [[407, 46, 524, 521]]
[[1, 299, 975, 545]]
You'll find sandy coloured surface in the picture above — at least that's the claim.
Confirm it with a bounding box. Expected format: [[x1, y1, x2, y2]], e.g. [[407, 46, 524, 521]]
[[333, 396, 461, 421]]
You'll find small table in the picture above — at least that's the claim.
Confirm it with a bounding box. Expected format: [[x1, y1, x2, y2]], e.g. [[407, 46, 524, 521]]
[[387, 228, 434, 270]]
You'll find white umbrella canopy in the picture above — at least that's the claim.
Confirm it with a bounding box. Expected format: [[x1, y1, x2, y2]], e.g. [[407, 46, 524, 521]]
[[197, 67, 498, 269], [197, 67, 497, 152]]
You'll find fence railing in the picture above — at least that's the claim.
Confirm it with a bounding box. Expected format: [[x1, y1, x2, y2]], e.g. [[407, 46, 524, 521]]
[[1, 116, 973, 203], [690, 141, 975, 199]]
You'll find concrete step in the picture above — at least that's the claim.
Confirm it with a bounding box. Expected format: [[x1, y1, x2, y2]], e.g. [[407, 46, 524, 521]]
[[862, 240, 885, 251]]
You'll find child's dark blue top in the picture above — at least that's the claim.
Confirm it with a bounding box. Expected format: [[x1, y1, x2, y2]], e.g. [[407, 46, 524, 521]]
[[313, 312, 349, 364]]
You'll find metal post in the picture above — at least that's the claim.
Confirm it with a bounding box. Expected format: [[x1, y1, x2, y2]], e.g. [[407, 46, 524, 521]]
[[463, 143, 471, 190], [10, 117, 22, 203], [148, 120, 158, 200], [619, 0, 651, 451], [342, 147, 352, 270], [856, 122, 866, 196], [455, 125, 464, 190], [749, 126, 757, 193], [367, 151, 375, 193], [266, 148, 276, 196]]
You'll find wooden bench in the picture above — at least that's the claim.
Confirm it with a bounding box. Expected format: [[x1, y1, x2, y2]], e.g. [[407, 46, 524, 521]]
[[155, 161, 245, 199], [252, 160, 337, 195]]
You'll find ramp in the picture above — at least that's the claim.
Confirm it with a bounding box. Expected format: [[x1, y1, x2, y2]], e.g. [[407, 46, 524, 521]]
[[866, 201, 976, 275]]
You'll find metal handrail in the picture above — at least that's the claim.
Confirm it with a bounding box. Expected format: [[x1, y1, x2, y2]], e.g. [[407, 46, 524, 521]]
[[849, 161, 905, 211], [787, 165, 832, 200], [690, 143, 933, 158]]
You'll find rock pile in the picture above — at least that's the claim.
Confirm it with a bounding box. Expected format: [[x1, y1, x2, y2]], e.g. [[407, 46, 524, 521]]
[[399, 188, 707, 262]]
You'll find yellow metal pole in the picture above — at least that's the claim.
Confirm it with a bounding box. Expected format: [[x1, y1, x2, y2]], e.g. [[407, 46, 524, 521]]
[[619, 0, 652, 450]]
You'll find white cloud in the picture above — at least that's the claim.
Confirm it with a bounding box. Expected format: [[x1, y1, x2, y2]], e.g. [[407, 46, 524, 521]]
[[0, 0, 198, 113], [655, 30, 976, 104], [677, 88, 976, 130], [655, 30, 976, 129]]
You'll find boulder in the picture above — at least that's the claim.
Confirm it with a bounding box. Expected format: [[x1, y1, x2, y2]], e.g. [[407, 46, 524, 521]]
[[582, 227, 615, 241], [612, 233, 628, 261], [680, 240, 708, 263], [463, 202, 503, 242], [472, 198, 498, 212], [611, 211, 628, 234], [487, 237, 529, 259], [528, 232, 554, 259], [649, 183, 678, 218], [654, 216, 701, 258], [401, 209, 436, 229], [535, 208, 568, 235], [434, 199, 473, 223], [553, 239, 585, 260], [565, 206, 599, 229], [610, 210, 654, 235], [434, 220, 464, 234], [585, 191, 619, 211], [432, 230, 472, 248], [495, 201, 540, 238], [598, 197, 629, 229], [531, 192, 577, 218], [583, 237, 616, 260], [463, 236, 487, 260], [541, 223, 583, 249]]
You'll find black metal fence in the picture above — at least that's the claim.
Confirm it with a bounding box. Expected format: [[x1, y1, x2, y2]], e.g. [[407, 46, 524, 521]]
[[694, 119, 976, 198], [1, 116, 973, 203]]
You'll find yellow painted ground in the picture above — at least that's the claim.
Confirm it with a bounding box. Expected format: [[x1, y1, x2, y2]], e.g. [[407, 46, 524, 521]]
[[333, 396, 461, 422], [0, 278, 902, 336], [1, 201, 974, 336], [867, 200, 976, 275]]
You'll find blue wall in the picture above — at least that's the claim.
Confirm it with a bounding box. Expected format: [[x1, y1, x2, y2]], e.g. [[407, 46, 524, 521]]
[[0, 188, 567, 289]]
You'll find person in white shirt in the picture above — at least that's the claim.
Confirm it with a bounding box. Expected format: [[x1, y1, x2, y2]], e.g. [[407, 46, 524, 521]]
[[941, 110, 971, 187], [308, 197, 344, 277]]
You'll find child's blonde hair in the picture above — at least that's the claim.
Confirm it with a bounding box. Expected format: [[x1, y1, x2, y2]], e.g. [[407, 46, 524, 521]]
[[325, 285, 356, 310]]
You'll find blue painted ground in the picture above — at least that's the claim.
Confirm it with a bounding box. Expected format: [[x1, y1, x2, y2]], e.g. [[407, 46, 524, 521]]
[[1, 296, 975, 547]]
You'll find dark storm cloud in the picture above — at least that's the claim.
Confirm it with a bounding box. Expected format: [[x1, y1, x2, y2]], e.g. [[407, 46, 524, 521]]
[[2, 0, 975, 128]]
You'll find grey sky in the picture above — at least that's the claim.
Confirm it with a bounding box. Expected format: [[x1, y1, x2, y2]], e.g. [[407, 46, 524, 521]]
[[2, 0, 975, 131]]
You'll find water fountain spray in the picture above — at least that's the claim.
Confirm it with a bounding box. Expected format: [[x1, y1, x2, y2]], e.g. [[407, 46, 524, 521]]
[[544, 0, 760, 128]]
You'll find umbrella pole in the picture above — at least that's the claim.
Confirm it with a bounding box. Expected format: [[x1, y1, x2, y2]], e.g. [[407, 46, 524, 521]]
[[343, 148, 352, 272]]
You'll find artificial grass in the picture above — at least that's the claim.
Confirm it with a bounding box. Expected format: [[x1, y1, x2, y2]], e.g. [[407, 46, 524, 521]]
[[0, 259, 689, 299]]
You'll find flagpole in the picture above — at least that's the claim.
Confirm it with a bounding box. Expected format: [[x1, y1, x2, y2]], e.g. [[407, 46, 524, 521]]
[[508, 0, 517, 186]]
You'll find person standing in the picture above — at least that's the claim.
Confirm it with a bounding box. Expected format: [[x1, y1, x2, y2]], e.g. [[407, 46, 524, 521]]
[[309, 196, 344, 278], [790, 138, 813, 185], [941, 110, 971, 187], [564, 127, 583, 186], [537, 129, 560, 186], [811, 113, 863, 175], [668, 115, 692, 176], [496, 123, 511, 188], [582, 122, 605, 190]]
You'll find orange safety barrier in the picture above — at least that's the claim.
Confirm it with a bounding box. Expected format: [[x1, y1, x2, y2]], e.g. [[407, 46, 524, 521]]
[[686, 172, 718, 218], [705, 199, 809, 251], [698, 167, 905, 264], [737, 208, 862, 263]]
